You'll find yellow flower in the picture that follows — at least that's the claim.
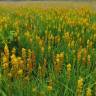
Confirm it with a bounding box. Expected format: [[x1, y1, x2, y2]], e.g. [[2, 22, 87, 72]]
[[17, 57, 21, 65], [28, 49, 31, 58], [17, 69, 23, 75], [86, 87, 92, 96], [24, 31, 30, 38], [59, 52, 64, 61], [8, 72, 12, 78], [47, 85, 53, 91], [22, 48, 26, 57], [2, 63, 8, 69], [3, 55, 8, 63], [77, 77, 83, 96], [67, 63, 71, 80], [32, 87, 37, 92], [87, 55, 91, 65], [4, 44, 9, 58], [41, 46, 44, 53], [24, 76, 29, 81], [12, 48, 16, 54], [11, 54, 17, 66], [56, 58, 60, 63], [67, 64, 71, 71]]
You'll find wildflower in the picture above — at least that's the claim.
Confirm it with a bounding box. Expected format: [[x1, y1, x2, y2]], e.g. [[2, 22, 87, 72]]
[[17, 69, 23, 75], [22, 48, 26, 59], [41, 46, 44, 54], [27, 59, 32, 69], [82, 48, 87, 64], [54, 53, 63, 74], [3, 55, 8, 63], [2, 63, 8, 69], [32, 87, 37, 92], [86, 87, 92, 96], [17, 57, 21, 65], [66, 63, 71, 80], [92, 23, 96, 31], [4, 44, 9, 57], [11, 54, 17, 68], [8, 72, 12, 78], [12, 48, 16, 54], [77, 49, 82, 62], [47, 85, 53, 91], [24, 76, 29, 81], [87, 55, 91, 65], [28, 49, 31, 58], [77, 77, 83, 96], [24, 31, 30, 38], [31, 51, 36, 67], [59, 52, 64, 62]]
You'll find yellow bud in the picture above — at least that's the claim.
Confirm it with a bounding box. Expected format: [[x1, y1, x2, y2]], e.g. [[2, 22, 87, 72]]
[[47, 85, 53, 91], [17, 69, 23, 75]]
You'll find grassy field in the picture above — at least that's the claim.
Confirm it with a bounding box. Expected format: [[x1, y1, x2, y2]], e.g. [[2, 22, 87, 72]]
[[0, 1, 96, 96]]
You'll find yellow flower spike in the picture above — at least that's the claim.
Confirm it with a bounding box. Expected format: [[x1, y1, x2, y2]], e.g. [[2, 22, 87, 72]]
[[3, 55, 8, 63], [87, 39, 90, 46], [22, 48, 26, 58], [47, 85, 53, 91], [8, 72, 12, 78], [17, 69, 23, 75], [4, 44, 9, 57], [41, 46, 44, 54], [86, 87, 92, 96], [12, 48, 16, 54], [17, 57, 21, 65], [92, 23, 96, 31], [11, 54, 17, 66], [67, 64, 71, 71], [66, 63, 71, 80], [24, 76, 29, 81], [56, 58, 60, 63], [77, 49, 82, 62], [24, 31, 30, 38], [22, 48, 26, 65], [77, 77, 83, 96], [60, 52, 64, 61], [68, 42, 71, 48], [87, 55, 91, 65], [32, 87, 37, 92], [28, 49, 31, 58], [29, 38, 32, 43], [39, 39, 43, 46], [2, 63, 8, 69]]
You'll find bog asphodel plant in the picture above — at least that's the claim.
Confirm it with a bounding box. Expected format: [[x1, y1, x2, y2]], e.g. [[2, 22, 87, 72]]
[[22, 48, 26, 64], [2, 44, 9, 75], [77, 77, 83, 96], [54, 52, 64, 74], [86, 86, 92, 96], [66, 63, 71, 80], [4, 44, 9, 59]]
